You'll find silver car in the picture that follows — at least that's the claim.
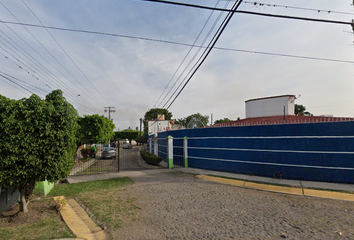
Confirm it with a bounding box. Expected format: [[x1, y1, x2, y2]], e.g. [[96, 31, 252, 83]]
[[101, 147, 117, 159], [122, 143, 132, 149]]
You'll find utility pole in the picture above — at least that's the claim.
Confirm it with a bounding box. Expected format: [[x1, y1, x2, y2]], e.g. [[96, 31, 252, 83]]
[[139, 118, 143, 146], [104, 106, 115, 121]]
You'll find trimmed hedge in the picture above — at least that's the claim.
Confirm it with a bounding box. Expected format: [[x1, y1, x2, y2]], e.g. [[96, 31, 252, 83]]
[[140, 150, 162, 166]]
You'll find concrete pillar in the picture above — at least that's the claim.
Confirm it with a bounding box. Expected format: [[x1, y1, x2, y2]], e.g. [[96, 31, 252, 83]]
[[183, 136, 188, 168], [167, 135, 173, 169], [154, 138, 158, 157]]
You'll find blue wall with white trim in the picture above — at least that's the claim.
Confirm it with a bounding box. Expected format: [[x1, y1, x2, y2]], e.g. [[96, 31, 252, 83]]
[[151, 121, 354, 183]]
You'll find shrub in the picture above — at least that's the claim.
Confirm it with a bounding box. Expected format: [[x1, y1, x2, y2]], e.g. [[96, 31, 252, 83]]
[[81, 148, 91, 159], [140, 150, 162, 166]]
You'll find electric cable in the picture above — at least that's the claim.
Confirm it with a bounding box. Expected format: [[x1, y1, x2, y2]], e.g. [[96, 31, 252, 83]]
[[154, 0, 226, 108], [0, 1, 106, 108], [242, 1, 354, 16], [157, 0, 232, 109], [165, 0, 244, 109], [0, 20, 352, 65], [139, 0, 354, 26], [20, 0, 111, 106]]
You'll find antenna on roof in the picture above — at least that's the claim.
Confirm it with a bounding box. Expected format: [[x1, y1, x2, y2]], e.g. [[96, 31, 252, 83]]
[[291, 94, 301, 103]]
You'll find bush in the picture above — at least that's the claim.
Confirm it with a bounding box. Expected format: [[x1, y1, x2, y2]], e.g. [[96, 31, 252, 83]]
[[81, 146, 97, 159], [140, 150, 162, 166]]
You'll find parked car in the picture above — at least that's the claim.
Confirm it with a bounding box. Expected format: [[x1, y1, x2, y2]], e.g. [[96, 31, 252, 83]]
[[122, 143, 132, 149], [101, 147, 117, 159]]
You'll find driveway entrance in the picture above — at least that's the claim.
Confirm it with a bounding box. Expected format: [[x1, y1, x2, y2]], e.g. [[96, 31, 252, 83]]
[[70, 142, 163, 176]]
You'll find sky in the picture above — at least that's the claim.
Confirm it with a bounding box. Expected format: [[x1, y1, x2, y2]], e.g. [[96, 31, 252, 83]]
[[1, 0, 354, 130]]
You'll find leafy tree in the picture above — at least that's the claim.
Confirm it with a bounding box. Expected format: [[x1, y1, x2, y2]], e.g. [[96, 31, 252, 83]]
[[78, 114, 115, 144], [214, 118, 233, 125], [0, 90, 79, 213], [144, 108, 172, 121], [114, 129, 139, 143], [295, 104, 312, 116], [174, 118, 186, 126], [184, 113, 209, 128]]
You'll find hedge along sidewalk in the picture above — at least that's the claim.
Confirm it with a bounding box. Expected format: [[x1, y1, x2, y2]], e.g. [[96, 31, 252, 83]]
[[195, 175, 354, 202], [139, 150, 163, 166]]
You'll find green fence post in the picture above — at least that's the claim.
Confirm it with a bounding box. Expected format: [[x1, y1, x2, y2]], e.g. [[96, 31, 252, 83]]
[[183, 136, 188, 167], [167, 135, 173, 169]]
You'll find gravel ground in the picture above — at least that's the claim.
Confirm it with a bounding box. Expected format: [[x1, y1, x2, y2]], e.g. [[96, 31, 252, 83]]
[[111, 171, 354, 240]]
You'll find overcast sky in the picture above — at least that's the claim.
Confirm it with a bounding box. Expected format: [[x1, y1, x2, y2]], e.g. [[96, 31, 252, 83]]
[[1, 0, 353, 130]]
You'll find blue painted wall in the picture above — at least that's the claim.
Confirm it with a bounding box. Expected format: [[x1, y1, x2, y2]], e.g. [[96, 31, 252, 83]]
[[151, 121, 354, 183]]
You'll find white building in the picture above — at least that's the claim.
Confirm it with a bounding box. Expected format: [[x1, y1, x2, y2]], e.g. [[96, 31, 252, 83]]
[[147, 114, 173, 135], [245, 95, 296, 118]]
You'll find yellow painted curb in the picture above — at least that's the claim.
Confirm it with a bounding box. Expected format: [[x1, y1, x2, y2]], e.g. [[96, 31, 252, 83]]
[[196, 175, 354, 202], [53, 196, 107, 240], [304, 189, 354, 202], [196, 175, 245, 186], [244, 182, 303, 196]]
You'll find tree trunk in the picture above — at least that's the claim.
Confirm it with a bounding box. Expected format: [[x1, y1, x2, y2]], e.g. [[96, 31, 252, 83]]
[[19, 188, 28, 213]]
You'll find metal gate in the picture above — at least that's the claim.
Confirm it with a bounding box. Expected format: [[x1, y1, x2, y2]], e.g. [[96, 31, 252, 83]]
[[70, 140, 119, 176], [70, 141, 164, 176], [119, 144, 165, 171]]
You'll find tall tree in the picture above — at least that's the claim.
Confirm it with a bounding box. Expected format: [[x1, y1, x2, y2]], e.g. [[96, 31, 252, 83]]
[[0, 90, 79, 213], [295, 104, 312, 116], [144, 108, 173, 121], [78, 114, 115, 144]]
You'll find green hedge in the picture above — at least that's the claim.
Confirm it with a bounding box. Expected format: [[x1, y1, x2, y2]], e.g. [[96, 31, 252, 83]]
[[140, 150, 162, 166]]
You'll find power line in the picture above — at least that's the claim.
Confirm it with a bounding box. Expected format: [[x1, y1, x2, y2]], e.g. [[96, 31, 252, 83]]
[[139, 0, 354, 26], [242, 1, 354, 16], [165, 0, 244, 109], [159, 0, 234, 109], [20, 0, 111, 106], [0, 1, 106, 109], [0, 73, 34, 95], [154, 0, 227, 108], [0, 20, 352, 65], [0, 71, 48, 94]]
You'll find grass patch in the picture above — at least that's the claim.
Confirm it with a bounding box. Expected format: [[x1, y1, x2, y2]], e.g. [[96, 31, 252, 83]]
[[0, 199, 74, 240], [48, 177, 134, 197], [47, 177, 139, 232], [2, 177, 138, 239], [78, 191, 141, 229]]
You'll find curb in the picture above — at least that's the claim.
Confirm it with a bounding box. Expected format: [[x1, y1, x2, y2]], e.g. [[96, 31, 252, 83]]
[[53, 196, 107, 240], [196, 175, 354, 202]]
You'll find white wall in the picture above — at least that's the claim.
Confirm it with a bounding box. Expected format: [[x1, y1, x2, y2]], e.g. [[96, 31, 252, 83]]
[[246, 95, 295, 118], [148, 120, 171, 135]]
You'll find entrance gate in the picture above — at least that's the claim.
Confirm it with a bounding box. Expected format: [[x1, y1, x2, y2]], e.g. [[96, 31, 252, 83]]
[[70, 141, 163, 176]]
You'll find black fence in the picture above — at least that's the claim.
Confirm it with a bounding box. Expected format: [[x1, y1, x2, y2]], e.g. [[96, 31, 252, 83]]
[[71, 141, 164, 176], [71, 141, 119, 176]]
